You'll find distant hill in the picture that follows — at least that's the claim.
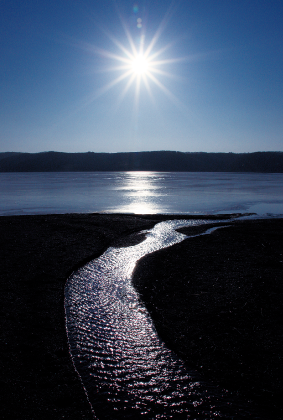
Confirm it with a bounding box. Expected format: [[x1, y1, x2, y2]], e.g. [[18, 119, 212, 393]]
[[0, 152, 22, 161], [0, 151, 283, 172]]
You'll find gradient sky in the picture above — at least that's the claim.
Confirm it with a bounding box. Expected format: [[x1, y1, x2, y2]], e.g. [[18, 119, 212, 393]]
[[1, 0, 282, 153]]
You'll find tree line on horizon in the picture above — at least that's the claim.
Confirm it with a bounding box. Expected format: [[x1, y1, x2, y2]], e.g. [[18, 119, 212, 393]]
[[0, 151, 283, 172]]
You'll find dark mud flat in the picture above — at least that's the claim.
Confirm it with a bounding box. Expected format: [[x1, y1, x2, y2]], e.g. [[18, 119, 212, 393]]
[[1, 214, 282, 419], [133, 218, 283, 419], [0, 212, 227, 420], [0, 213, 161, 420]]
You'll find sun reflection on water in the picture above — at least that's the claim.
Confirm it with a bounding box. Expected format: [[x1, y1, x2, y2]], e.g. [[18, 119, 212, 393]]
[[65, 219, 263, 419], [112, 171, 163, 214]]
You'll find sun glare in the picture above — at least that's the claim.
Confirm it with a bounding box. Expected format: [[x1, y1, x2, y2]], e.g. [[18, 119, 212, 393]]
[[84, 9, 186, 110], [131, 54, 149, 75]]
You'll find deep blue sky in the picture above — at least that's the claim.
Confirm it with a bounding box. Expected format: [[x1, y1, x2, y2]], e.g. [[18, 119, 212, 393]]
[[1, 0, 282, 153]]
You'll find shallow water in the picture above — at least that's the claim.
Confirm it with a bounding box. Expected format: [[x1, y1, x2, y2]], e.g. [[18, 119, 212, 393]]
[[65, 219, 265, 419]]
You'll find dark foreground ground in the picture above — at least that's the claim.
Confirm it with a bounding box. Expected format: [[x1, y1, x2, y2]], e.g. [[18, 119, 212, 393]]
[[0, 214, 282, 419], [133, 217, 283, 419]]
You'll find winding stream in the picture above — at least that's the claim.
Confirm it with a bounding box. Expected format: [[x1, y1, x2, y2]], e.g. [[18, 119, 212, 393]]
[[65, 219, 264, 419]]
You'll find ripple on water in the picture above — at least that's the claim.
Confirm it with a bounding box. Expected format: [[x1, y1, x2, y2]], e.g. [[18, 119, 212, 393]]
[[65, 220, 265, 419]]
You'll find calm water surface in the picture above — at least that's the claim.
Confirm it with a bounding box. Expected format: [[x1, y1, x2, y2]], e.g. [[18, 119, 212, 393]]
[[0, 171, 283, 216]]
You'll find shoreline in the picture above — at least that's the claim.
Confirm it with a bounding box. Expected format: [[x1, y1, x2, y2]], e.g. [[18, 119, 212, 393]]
[[1, 213, 282, 418]]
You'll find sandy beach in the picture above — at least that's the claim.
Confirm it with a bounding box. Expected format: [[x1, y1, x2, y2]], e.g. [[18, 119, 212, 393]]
[[1, 214, 282, 419]]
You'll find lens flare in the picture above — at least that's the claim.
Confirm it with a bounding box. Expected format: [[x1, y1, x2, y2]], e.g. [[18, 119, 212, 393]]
[[77, 7, 190, 112]]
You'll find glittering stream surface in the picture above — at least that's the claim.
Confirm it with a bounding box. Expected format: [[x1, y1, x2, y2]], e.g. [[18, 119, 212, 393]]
[[65, 220, 263, 419]]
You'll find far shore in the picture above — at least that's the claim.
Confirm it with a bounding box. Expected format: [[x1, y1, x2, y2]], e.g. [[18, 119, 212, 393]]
[[1, 213, 282, 419]]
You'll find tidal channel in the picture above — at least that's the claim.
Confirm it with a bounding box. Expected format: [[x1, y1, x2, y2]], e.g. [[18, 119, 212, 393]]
[[65, 219, 265, 419]]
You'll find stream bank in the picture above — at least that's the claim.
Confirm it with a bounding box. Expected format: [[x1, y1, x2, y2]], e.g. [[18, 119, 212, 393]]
[[1, 214, 282, 418]]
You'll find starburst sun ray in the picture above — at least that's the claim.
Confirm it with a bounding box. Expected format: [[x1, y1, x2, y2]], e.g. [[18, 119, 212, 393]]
[[84, 9, 190, 113]]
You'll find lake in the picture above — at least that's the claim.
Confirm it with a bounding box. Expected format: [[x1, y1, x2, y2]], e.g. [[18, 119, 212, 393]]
[[0, 171, 283, 216]]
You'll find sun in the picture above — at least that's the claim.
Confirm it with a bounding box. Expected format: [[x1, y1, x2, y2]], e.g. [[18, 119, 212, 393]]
[[83, 11, 185, 109], [131, 54, 149, 76]]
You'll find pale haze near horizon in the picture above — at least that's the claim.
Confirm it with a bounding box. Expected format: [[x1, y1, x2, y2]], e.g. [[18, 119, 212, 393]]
[[1, 0, 282, 154]]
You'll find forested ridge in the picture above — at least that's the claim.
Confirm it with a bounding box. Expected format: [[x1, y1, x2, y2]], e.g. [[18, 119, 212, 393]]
[[0, 151, 283, 172]]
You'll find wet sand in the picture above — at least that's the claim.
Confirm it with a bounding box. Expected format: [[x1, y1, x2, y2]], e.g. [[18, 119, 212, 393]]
[[133, 218, 283, 419], [1, 214, 282, 419]]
